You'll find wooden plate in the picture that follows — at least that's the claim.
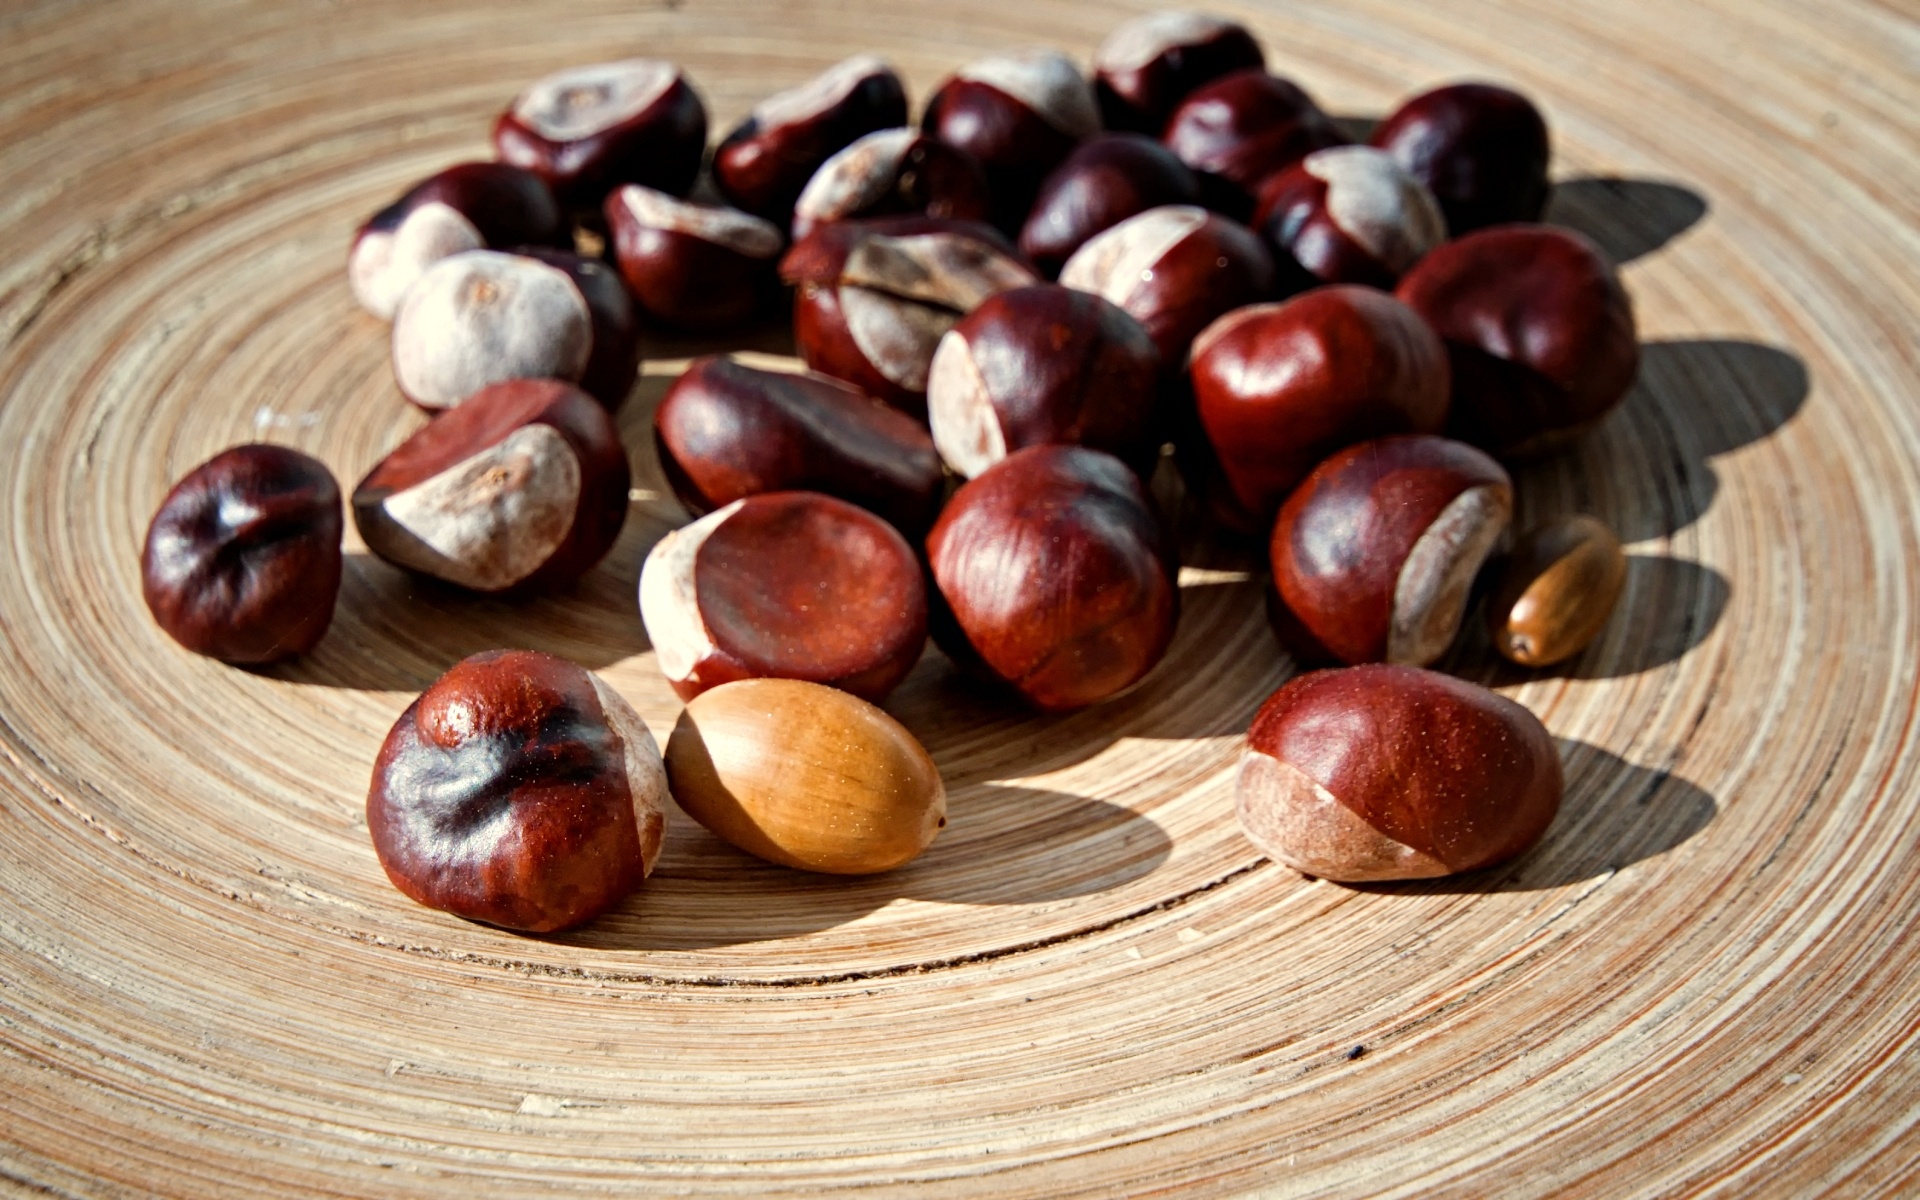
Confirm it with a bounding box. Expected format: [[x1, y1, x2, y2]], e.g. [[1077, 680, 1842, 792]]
[[3, 0, 1916, 1194]]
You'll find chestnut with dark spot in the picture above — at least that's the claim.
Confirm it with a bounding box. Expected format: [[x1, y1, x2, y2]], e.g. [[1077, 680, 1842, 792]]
[[509, 246, 642, 412], [604, 185, 784, 332], [1018, 133, 1203, 276], [1270, 435, 1512, 667], [1236, 664, 1561, 881], [353, 379, 629, 593], [922, 49, 1102, 233], [1093, 11, 1265, 134], [639, 491, 927, 702], [1161, 69, 1346, 216], [349, 162, 568, 320], [142, 444, 343, 664], [713, 55, 909, 224], [491, 59, 707, 207], [1370, 83, 1551, 235], [927, 445, 1178, 711], [1252, 146, 1446, 293], [789, 128, 991, 241], [1396, 225, 1639, 459], [367, 649, 668, 932], [1189, 285, 1450, 531], [655, 357, 943, 535], [927, 283, 1163, 478]]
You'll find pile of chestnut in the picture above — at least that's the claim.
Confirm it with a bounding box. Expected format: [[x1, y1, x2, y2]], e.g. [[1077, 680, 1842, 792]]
[[140, 11, 1642, 933]]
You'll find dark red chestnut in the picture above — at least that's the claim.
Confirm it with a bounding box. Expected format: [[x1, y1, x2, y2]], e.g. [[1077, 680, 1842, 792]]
[[789, 128, 992, 241], [1252, 145, 1446, 293], [367, 649, 668, 932], [1093, 11, 1265, 134], [639, 491, 927, 702], [1018, 133, 1203, 276], [654, 357, 944, 534], [1161, 69, 1346, 216], [713, 55, 909, 224], [1371, 83, 1551, 235], [142, 444, 343, 664], [1236, 664, 1561, 881], [927, 283, 1163, 478], [922, 50, 1102, 233], [604, 185, 783, 332], [491, 59, 706, 207], [927, 445, 1177, 711], [781, 217, 1039, 415], [1396, 226, 1639, 459], [349, 162, 568, 319], [1189, 285, 1449, 530], [1059, 204, 1273, 364], [353, 379, 629, 593], [1270, 435, 1511, 667]]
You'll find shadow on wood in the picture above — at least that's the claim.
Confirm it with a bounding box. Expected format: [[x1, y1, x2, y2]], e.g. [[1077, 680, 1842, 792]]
[[1547, 176, 1708, 264]]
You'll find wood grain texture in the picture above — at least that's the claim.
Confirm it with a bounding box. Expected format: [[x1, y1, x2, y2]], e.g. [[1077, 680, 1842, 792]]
[[1, 0, 1916, 1195]]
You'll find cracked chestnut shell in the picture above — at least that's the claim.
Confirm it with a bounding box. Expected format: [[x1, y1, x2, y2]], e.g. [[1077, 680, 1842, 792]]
[[1018, 132, 1203, 276], [922, 49, 1102, 234], [141, 444, 343, 664], [789, 128, 991, 242], [1093, 11, 1265, 134], [604, 185, 784, 332], [1161, 69, 1346, 217], [367, 649, 668, 932], [1396, 225, 1640, 459], [1236, 664, 1562, 881], [713, 55, 909, 225], [1270, 435, 1512, 667], [491, 59, 707, 207], [1252, 145, 1446, 293], [1370, 83, 1551, 235]]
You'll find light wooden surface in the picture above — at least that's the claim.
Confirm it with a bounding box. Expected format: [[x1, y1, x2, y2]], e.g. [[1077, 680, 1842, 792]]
[[2, 0, 1917, 1195]]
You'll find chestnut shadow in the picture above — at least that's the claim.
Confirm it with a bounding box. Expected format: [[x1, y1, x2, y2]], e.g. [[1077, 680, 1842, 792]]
[[1546, 177, 1708, 265], [639, 308, 799, 363], [1349, 739, 1718, 895], [1329, 114, 1380, 144]]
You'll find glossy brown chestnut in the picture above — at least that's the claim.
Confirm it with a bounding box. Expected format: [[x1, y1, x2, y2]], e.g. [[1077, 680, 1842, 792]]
[[1189, 285, 1450, 531], [1487, 514, 1627, 667], [509, 246, 642, 412], [1396, 226, 1640, 459], [1370, 83, 1551, 235], [491, 59, 706, 207], [639, 492, 927, 702], [927, 283, 1163, 478], [789, 128, 992, 241], [1059, 204, 1273, 365], [604, 185, 783, 332], [927, 445, 1177, 711], [922, 50, 1102, 233], [781, 217, 1039, 415], [348, 162, 568, 320], [367, 649, 668, 932], [1018, 133, 1203, 276], [654, 357, 944, 535], [1161, 69, 1346, 216], [141, 444, 343, 664], [1092, 11, 1265, 134], [1270, 435, 1512, 667], [1236, 664, 1561, 881], [353, 379, 629, 593], [713, 55, 909, 224], [1252, 146, 1446, 293]]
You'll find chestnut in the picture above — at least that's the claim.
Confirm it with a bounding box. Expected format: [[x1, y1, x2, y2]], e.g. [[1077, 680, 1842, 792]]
[[508, 246, 642, 412], [789, 128, 992, 241], [639, 491, 926, 702], [1236, 664, 1561, 881], [141, 444, 343, 664], [654, 357, 944, 535], [348, 162, 568, 320], [1058, 204, 1273, 364], [1251, 146, 1446, 293], [604, 185, 783, 332], [1396, 226, 1640, 459], [927, 444, 1177, 711], [1161, 69, 1346, 216], [713, 55, 909, 224], [927, 283, 1163, 478], [367, 649, 668, 932], [1189, 285, 1450, 531], [1487, 514, 1627, 667], [491, 59, 706, 207], [1018, 132, 1203, 276], [781, 217, 1039, 415], [353, 378, 629, 593], [1270, 435, 1512, 667], [922, 49, 1102, 233], [664, 678, 945, 874], [1092, 11, 1265, 134], [1370, 83, 1551, 235]]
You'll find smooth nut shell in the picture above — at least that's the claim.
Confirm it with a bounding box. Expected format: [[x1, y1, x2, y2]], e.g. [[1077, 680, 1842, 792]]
[[664, 678, 946, 874], [789, 128, 992, 242], [1093, 12, 1265, 134], [1370, 82, 1551, 236], [1252, 145, 1446, 291], [390, 250, 592, 411], [603, 185, 783, 332], [491, 59, 707, 206], [713, 55, 909, 223], [510, 246, 642, 412], [1488, 515, 1627, 666], [1161, 69, 1346, 213], [922, 50, 1101, 232], [1018, 133, 1203, 276]]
